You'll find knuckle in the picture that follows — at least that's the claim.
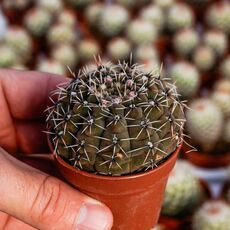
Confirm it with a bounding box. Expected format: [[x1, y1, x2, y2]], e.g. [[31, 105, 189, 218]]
[[30, 175, 65, 224]]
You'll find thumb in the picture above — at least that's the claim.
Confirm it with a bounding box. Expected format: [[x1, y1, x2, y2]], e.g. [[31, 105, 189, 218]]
[[0, 148, 113, 230]]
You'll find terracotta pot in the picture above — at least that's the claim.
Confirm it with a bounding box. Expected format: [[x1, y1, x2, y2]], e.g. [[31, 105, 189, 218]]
[[53, 147, 181, 230], [182, 145, 230, 168]]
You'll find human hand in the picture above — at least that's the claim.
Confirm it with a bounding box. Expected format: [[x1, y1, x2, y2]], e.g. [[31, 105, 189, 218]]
[[0, 70, 113, 230]]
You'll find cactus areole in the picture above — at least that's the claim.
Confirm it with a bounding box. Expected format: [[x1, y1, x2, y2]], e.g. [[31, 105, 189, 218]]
[[46, 61, 185, 176]]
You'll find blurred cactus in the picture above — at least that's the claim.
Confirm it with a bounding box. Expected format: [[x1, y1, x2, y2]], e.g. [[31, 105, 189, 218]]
[[3, 0, 32, 10], [85, 2, 103, 28], [46, 61, 185, 176], [0, 45, 17, 68], [66, 0, 95, 9], [134, 45, 159, 62], [153, 0, 174, 10], [57, 10, 76, 27], [38, 0, 63, 13]]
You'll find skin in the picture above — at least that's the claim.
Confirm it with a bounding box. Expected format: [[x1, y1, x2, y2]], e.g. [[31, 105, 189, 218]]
[[0, 70, 113, 230]]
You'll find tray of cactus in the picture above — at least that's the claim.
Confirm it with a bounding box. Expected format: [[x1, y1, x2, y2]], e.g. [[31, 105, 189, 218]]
[[46, 60, 186, 230]]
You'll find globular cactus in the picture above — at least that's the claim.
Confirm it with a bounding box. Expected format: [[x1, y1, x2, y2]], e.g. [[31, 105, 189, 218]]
[[46, 61, 185, 176], [170, 61, 200, 100], [98, 5, 129, 37], [127, 19, 157, 45], [167, 3, 194, 32], [107, 38, 131, 62], [153, 0, 175, 10], [51, 44, 78, 68], [78, 39, 101, 63], [186, 98, 223, 152], [161, 160, 203, 217], [211, 79, 230, 118], [206, 2, 230, 35], [139, 59, 161, 74], [192, 201, 230, 230], [24, 8, 52, 37], [140, 4, 165, 31], [47, 23, 77, 47], [134, 45, 159, 62], [38, 0, 63, 13], [85, 3, 103, 28], [57, 10, 76, 27], [37, 58, 66, 75], [0, 45, 17, 68], [192, 46, 215, 72], [4, 26, 32, 63], [203, 30, 228, 57], [220, 56, 230, 80], [173, 28, 199, 57], [3, 0, 31, 11]]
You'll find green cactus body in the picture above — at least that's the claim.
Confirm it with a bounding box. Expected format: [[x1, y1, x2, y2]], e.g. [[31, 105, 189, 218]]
[[85, 3, 103, 28], [3, 0, 31, 10], [161, 160, 202, 217], [51, 44, 78, 68], [204, 30, 228, 57], [153, 0, 174, 10], [127, 19, 157, 45], [206, 2, 230, 35], [212, 80, 230, 118], [140, 4, 164, 31], [47, 61, 185, 176], [170, 61, 200, 100], [173, 28, 199, 57], [107, 38, 131, 62], [134, 45, 159, 62], [24, 8, 52, 37], [220, 56, 230, 80], [4, 27, 32, 63], [38, 0, 63, 13], [47, 23, 77, 47], [78, 40, 101, 63], [192, 201, 230, 230], [186, 99, 223, 152], [0, 45, 17, 68], [140, 60, 161, 74], [167, 3, 194, 32], [57, 10, 76, 27], [37, 58, 66, 75], [98, 5, 129, 37], [193, 46, 215, 72]]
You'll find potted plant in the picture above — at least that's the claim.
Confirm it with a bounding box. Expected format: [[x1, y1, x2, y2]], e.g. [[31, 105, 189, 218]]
[[46, 60, 186, 230]]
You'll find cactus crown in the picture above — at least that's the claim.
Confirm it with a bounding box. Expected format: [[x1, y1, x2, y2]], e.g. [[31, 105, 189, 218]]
[[46, 60, 185, 176]]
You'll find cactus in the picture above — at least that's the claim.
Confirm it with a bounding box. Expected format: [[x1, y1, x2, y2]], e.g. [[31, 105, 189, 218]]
[[38, 0, 63, 13], [3, 0, 31, 10], [167, 3, 194, 32], [47, 23, 77, 47], [67, 0, 95, 9], [140, 4, 165, 31], [153, 0, 174, 10], [57, 10, 76, 27], [98, 5, 129, 37], [0, 45, 17, 68], [85, 3, 103, 28], [204, 30, 228, 57], [170, 61, 200, 100], [4, 26, 32, 63], [37, 58, 66, 75], [186, 98, 223, 152], [211, 79, 230, 118], [192, 46, 215, 72], [206, 2, 230, 35], [173, 28, 199, 57], [140, 59, 161, 74], [51, 44, 78, 68], [24, 8, 52, 37], [127, 19, 157, 45], [46, 61, 185, 176], [107, 38, 131, 62], [220, 56, 230, 80], [161, 160, 203, 217], [78, 39, 101, 63], [114, 0, 135, 9], [192, 201, 230, 230], [134, 45, 159, 62]]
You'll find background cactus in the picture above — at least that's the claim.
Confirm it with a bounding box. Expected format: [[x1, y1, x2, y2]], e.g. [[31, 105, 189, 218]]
[[186, 98, 223, 152], [161, 160, 203, 217], [192, 201, 230, 230], [170, 61, 200, 100], [46, 61, 185, 176], [38, 0, 63, 13], [220, 56, 230, 80]]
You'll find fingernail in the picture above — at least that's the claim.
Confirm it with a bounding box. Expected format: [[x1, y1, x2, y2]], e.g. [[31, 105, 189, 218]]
[[76, 202, 113, 230]]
